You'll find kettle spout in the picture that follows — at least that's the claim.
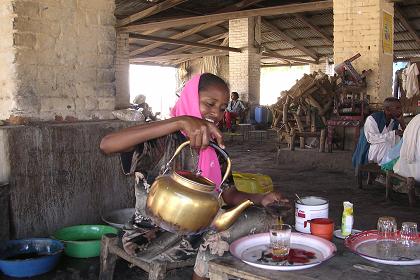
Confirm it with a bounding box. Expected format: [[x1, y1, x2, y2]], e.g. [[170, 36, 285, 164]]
[[211, 200, 253, 232]]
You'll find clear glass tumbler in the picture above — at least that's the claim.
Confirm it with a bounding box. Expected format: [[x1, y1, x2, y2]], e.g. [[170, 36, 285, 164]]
[[377, 216, 397, 242], [400, 222, 418, 247], [269, 224, 292, 260]]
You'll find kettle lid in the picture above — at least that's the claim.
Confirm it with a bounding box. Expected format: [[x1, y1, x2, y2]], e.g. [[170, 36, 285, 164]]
[[174, 170, 215, 191]]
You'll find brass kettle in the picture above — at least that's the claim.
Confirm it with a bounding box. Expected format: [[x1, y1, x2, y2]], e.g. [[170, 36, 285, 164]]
[[146, 141, 253, 235]]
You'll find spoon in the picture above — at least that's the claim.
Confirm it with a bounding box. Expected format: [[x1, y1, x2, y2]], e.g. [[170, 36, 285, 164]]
[[295, 193, 304, 204]]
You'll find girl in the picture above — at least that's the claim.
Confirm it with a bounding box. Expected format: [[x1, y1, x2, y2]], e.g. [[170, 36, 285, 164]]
[[100, 73, 287, 280]]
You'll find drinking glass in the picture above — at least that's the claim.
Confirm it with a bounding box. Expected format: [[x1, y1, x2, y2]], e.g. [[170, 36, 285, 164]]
[[377, 216, 397, 242], [269, 224, 292, 260], [400, 222, 418, 247]]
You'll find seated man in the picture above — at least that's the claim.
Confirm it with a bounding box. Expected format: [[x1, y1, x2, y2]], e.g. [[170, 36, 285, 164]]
[[352, 97, 405, 168], [393, 114, 420, 181], [224, 92, 246, 131]]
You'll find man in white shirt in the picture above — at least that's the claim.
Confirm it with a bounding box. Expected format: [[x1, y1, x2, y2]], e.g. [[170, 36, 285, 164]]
[[364, 97, 405, 164]]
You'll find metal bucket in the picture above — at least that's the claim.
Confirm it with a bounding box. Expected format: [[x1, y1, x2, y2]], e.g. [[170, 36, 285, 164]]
[[295, 196, 329, 233]]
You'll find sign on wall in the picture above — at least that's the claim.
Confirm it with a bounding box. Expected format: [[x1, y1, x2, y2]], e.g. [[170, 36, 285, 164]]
[[382, 11, 393, 54]]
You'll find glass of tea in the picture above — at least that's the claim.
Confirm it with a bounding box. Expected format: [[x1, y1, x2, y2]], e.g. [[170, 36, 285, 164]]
[[269, 224, 292, 260]]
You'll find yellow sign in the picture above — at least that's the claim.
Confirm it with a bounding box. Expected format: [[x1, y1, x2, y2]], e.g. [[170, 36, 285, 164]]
[[382, 11, 393, 54]]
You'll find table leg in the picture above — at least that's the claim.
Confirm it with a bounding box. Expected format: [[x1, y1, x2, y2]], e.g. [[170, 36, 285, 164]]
[[327, 125, 333, 153], [99, 233, 119, 280]]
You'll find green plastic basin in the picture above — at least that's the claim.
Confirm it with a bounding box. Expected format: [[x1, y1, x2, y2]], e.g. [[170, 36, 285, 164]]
[[52, 225, 118, 258]]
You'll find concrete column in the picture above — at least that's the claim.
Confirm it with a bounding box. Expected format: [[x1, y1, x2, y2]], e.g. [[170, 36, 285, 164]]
[[115, 32, 130, 108], [0, 0, 117, 121], [310, 57, 328, 74], [229, 17, 261, 106], [334, 0, 394, 104]]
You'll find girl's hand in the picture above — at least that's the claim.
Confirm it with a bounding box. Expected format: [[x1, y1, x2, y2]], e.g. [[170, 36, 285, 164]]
[[260, 191, 289, 208], [179, 116, 225, 150]]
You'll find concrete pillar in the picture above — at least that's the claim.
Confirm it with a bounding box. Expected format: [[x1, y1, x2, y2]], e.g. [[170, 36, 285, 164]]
[[0, 0, 117, 121], [334, 0, 394, 104], [309, 57, 328, 74], [0, 1, 17, 120], [229, 17, 261, 107], [115, 32, 130, 108]]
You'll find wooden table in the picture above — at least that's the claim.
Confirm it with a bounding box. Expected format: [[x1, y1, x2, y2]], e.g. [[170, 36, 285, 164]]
[[208, 239, 419, 280]]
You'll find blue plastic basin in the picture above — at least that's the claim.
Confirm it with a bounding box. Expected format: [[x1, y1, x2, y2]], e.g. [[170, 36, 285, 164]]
[[0, 238, 64, 278]]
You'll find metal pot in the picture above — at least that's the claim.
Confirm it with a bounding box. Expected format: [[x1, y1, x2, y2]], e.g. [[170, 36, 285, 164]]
[[146, 141, 253, 235]]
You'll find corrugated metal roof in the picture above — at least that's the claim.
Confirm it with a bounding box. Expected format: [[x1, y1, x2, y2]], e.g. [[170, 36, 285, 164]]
[[121, 0, 420, 65]]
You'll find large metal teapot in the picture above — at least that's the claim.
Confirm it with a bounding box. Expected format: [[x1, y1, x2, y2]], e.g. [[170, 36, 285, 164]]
[[146, 141, 253, 235]]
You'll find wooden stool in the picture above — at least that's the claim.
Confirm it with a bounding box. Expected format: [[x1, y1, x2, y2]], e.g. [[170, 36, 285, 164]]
[[99, 234, 195, 280], [356, 163, 384, 189], [224, 132, 245, 143], [248, 130, 267, 143], [385, 171, 417, 207], [237, 123, 253, 140]]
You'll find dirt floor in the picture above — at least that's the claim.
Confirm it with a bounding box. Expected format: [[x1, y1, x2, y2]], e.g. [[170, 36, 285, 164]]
[[4, 136, 420, 279]]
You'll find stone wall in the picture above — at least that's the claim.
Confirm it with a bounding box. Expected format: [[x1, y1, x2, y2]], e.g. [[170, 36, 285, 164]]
[[0, 121, 134, 238], [1, 0, 117, 121], [334, 0, 394, 103]]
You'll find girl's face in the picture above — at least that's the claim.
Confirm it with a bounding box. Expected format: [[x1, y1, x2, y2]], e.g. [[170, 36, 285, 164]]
[[199, 84, 229, 124]]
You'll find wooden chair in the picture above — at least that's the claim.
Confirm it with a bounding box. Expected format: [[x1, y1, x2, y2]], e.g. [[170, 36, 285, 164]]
[[99, 234, 195, 280], [356, 162, 385, 189], [385, 171, 417, 207]]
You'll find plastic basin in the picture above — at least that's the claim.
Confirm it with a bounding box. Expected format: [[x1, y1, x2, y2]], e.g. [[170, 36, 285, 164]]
[[0, 238, 63, 278], [102, 208, 135, 229], [52, 225, 118, 258]]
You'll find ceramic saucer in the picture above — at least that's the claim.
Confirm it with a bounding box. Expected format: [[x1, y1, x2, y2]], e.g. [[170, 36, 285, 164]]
[[333, 229, 361, 239]]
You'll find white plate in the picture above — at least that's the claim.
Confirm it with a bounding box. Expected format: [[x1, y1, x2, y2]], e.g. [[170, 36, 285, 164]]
[[333, 229, 362, 239], [230, 232, 336, 271]]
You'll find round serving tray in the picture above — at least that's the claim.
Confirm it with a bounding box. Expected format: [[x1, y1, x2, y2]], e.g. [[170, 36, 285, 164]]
[[344, 230, 420, 265], [230, 232, 336, 271]]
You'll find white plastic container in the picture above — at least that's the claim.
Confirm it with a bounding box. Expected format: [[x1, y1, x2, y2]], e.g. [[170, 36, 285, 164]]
[[295, 196, 329, 233]]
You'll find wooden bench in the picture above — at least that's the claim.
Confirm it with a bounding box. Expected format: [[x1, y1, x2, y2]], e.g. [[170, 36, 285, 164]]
[[99, 234, 195, 280], [385, 171, 417, 207]]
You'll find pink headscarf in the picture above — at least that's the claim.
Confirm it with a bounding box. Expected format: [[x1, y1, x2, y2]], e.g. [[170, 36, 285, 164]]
[[170, 74, 222, 188]]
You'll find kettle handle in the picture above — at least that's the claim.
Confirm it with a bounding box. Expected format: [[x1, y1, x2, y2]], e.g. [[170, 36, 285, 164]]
[[164, 140, 231, 188]]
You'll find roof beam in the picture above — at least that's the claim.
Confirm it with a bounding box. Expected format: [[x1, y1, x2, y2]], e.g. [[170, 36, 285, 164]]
[[395, 7, 420, 46], [293, 13, 332, 44], [120, 1, 333, 32], [159, 32, 228, 57], [129, 33, 241, 53], [262, 19, 319, 59], [117, 0, 187, 27], [261, 49, 317, 64], [130, 51, 228, 63], [128, 0, 265, 57], [130, 22, 224, 56]]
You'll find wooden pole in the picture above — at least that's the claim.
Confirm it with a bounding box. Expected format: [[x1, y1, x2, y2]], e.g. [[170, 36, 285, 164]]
[[117, 0, 187, 27], [130, 34, 241, 53]]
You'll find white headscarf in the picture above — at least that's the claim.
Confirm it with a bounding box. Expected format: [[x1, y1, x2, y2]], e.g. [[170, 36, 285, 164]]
[[400, 114, 420, 163]]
